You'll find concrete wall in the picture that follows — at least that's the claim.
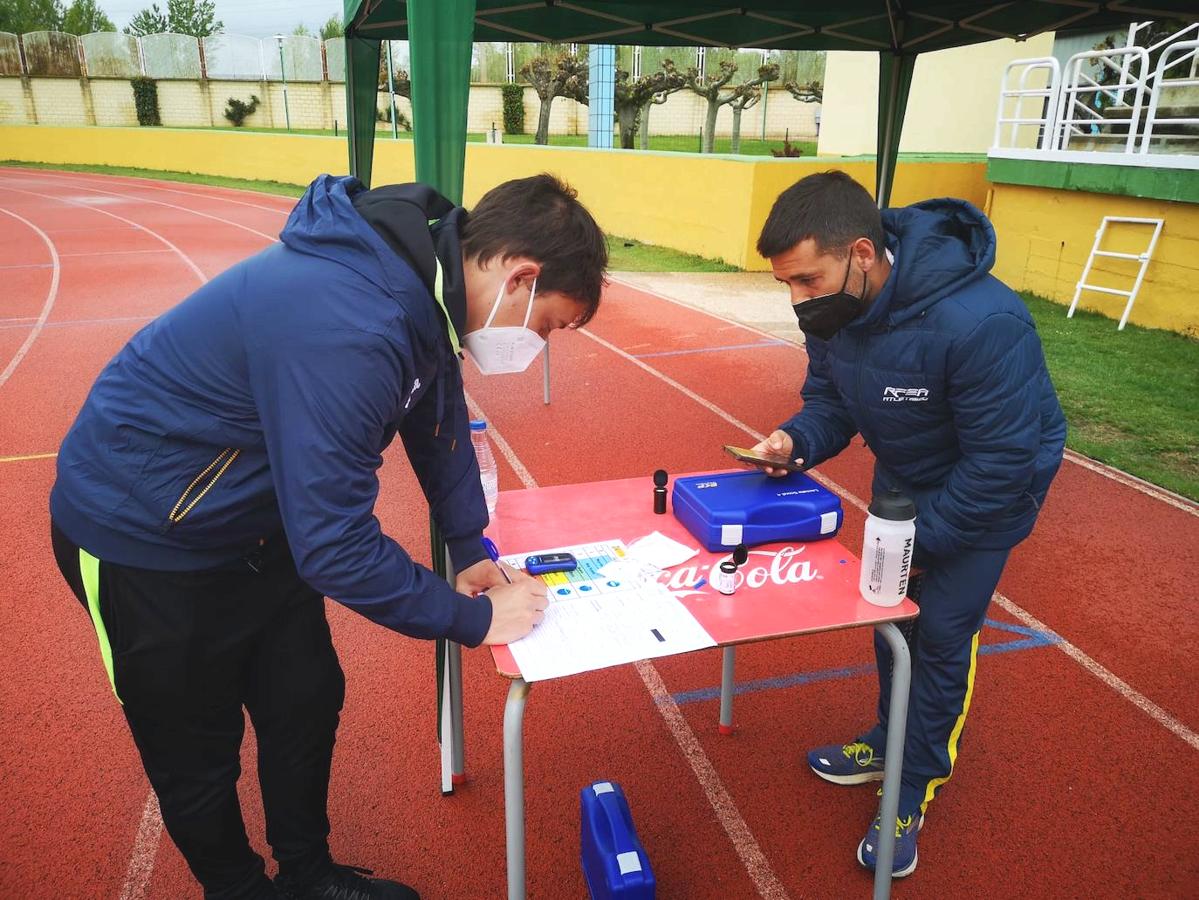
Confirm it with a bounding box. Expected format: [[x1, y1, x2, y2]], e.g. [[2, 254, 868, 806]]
[[0, 125, 984, 275], [0, 76, 819, 140], [988, 182, 1199, 335], [818, 33, 1056, 156]]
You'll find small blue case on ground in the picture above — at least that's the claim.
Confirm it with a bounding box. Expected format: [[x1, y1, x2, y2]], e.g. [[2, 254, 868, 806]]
[[671, 470, 843, 551], [580, 781, 655, 900]]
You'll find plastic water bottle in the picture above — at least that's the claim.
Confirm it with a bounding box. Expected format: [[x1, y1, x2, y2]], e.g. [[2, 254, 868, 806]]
[[859, 489, 916, 607], [470, 419, 499, 518]]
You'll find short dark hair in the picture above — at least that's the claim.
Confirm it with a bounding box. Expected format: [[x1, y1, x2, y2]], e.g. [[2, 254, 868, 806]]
[[756, 170, 885, 260], [462, 173, 608, 325]]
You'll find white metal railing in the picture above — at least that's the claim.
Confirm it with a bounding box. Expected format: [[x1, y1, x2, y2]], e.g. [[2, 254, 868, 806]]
[[1115, 21, 1199, 105], [994, 56, 1060, 151], [1054, 47, 1150, 153], [1141, 39, 1199, 152], [991, 27, 1199, 163]]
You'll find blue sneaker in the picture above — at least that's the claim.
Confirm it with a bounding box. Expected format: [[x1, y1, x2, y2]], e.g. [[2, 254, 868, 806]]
[[857, 812, 922, 878], [807, 740, 885, 785]]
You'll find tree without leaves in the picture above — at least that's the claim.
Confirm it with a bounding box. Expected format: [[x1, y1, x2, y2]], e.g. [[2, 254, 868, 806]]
[[614, 62, 686, 149], [520, 53, 588, 145], [319, 15, 343, 41], [668, 58, 780, 153], [726, 65, 780, 153], [784, 79, 822, 103], [62, 0, 114, 33]]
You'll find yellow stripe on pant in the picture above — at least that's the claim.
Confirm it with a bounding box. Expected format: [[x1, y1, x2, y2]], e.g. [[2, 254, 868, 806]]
[[78, 548, 121, 703], [920, 629, 980, 813]]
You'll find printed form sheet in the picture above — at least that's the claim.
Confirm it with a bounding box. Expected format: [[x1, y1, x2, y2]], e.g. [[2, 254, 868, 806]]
[[501, 540, 716, 682]]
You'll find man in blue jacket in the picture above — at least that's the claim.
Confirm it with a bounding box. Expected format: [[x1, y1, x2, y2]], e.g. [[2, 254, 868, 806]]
[[752, 172, 1065, 877], [49, 173, 608, 899]]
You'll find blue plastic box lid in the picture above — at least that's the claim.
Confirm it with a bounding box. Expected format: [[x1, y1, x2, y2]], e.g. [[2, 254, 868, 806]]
[[671, 470, 843, 551]]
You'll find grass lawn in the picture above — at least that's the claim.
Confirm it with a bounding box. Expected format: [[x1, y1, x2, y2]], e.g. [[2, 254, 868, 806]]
[[1020, 293, 1198, 500], [196, 126, 819, 157], [4, 162, 1192, 499]]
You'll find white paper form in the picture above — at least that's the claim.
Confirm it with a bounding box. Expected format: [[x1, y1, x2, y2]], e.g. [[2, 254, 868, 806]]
[[503, 540, 716, 682]]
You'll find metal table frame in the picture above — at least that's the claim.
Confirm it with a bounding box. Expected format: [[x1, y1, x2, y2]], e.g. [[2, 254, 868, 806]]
[[441, 622, 913, 900]]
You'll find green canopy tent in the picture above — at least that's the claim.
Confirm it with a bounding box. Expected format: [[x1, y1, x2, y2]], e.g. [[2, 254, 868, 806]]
[[342, 0, 1198, 207]]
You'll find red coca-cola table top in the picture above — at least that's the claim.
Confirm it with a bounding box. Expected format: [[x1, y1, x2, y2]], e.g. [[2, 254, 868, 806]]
[[487, 473, 918, 679]]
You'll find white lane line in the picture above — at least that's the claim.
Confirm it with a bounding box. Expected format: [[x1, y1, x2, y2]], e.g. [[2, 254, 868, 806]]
[[0, 184, 207, 285], [578, 326, 1199, 751], [607, 276, 1198, 516], [0, 166, 300, 208], [0, 208, 60, 390], [464, 389, 789, 898], [2, 172, 280, 244], [989, 594, 1199, 751], [0, 181, 212, 900], [23, 168, 296, 214], [117, 793, 163, 900]]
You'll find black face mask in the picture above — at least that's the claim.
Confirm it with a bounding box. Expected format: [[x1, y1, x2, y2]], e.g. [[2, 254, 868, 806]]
[[791, 255, 867, 341]]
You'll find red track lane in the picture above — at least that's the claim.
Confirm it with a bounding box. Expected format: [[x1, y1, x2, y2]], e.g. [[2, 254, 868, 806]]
[[1, 169, 1196, 900]]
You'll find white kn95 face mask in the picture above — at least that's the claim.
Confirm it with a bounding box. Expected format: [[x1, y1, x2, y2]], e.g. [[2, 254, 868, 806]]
[[462, 276, 546, 375]]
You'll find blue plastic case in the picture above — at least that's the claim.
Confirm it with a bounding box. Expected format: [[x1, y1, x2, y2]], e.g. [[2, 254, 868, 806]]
[[671, 470, 843, 551], [580, 781, 655, 900]]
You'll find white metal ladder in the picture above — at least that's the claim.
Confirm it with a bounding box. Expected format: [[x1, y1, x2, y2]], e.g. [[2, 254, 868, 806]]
[[1068, 216, 1164, 331]]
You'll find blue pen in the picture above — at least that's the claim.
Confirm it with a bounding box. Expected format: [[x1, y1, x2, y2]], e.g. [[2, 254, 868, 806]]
[[481, 536, 513, 584]]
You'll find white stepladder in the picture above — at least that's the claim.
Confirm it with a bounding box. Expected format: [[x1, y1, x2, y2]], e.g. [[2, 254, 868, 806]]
[[1068, 216, 1164, 331]]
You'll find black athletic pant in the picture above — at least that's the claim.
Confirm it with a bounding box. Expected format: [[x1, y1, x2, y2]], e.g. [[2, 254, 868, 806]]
[[52, 523, 345, 899]]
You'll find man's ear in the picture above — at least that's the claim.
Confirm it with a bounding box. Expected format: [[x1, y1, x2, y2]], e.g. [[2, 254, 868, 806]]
[[851, 236, 878, 272], [505, 259, 542, 293]]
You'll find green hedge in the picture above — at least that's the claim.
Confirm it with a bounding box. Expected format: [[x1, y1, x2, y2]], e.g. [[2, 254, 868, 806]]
[[501, 83, 524, 135], [130, 77, 160, 127]]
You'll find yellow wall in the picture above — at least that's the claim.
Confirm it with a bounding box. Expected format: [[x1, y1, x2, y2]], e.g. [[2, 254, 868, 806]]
[[818, 33, 1056, 156], [989, 183, 1199, 335], [0, 125, 989, 273]]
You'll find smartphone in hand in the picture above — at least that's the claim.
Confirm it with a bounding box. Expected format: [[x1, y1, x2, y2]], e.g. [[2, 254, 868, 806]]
[[723, 444, 805, 473]]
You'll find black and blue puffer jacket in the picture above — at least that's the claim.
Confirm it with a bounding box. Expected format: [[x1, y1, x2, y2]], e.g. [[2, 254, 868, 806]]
[[781, 199, 1067, 558]]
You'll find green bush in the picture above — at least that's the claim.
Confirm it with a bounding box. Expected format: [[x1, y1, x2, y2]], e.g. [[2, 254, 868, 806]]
[[130, 77, 160, 127], [223, 95, 260, 127], [501, 83, 524, 134], [375, 100, 411, 131]]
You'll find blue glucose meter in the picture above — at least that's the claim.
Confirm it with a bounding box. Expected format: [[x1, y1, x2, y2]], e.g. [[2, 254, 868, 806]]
[[524, 553, 578, 575]]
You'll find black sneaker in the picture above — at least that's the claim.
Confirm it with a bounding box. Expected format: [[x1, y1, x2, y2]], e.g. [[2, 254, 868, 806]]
[[276, 864, 419, 900]]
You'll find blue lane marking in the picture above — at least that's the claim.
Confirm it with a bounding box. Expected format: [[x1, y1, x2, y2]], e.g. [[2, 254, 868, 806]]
[[670, 617, 1062, 706], [632, 340, 786, 359]]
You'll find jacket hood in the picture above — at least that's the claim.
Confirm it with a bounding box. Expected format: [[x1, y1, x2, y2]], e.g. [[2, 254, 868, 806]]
[[859, 198, 997, 328]]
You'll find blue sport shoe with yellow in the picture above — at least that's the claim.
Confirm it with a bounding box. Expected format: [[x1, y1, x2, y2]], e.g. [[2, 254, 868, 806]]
[[857, 811, 922, 877], [807, 740, 885, 785]]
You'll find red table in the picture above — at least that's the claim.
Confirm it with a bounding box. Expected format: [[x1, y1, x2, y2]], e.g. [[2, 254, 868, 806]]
[[441, 474, 918, 900]]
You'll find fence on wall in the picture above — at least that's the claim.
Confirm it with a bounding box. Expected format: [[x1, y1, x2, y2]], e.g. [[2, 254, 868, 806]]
[[0, 31, 825, 87]]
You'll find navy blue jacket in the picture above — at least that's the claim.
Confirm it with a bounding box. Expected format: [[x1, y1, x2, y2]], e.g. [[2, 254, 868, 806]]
[[50, 175, 493, 646], [781, 199, 1067, 558]]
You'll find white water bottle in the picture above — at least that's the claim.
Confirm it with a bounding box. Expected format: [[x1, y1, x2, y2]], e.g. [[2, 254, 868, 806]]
[[859, 489, 916, 607], [470, 419, 499, 518]]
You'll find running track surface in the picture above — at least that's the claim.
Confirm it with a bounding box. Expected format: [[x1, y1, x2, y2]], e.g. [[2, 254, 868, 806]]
[[1, 168, 1196, 900]]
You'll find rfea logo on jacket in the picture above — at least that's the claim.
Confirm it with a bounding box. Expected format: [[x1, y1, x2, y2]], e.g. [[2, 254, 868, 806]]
[[882, 386, 930, 402]]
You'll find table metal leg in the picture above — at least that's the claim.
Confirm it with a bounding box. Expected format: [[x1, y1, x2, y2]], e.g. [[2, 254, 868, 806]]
[[504, 678, 530, 900], [448, 640, 465, 783], [542, 343, 551, 405], [719, 646, 736, 735], [873, 622, 912, 900], [439, 640, 454, 795]]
